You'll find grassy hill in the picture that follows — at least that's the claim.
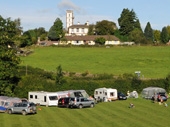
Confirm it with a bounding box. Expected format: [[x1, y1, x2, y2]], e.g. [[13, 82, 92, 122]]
[[20, 46, 170, 78], [1, 98, 170, 127]]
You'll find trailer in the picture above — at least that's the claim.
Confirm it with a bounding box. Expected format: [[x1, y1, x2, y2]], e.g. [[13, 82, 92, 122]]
[[28, 90, 89, 106], [94, 88, 118, 102], [28, 91, 68, 107]]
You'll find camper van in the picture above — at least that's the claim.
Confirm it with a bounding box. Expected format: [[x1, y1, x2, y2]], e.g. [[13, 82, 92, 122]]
[[28, 90, 89, 106], [94, 88, 118, 102]]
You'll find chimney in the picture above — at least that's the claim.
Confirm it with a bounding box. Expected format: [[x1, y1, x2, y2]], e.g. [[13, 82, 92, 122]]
[[86, 21, 89, 26]]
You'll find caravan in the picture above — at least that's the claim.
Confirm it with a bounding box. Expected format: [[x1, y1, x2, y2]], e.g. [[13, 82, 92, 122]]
[[94, 88, 118, 102], [28, 91, 69, 107], [28, 90, 89, 106]]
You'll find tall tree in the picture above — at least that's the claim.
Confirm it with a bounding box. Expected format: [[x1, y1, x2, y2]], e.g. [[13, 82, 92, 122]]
[[48, 18, 64, 41], [0, 16, 20, 96], [118, 8, 141, 36], [95, 20, 117, 35], [144, 22, 154, 42], [160, 27, 169, 44]]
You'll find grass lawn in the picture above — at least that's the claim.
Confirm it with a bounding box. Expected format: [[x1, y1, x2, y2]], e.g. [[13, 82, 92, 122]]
[[1, 98, 170, 127], [20, 46, 170, 78]]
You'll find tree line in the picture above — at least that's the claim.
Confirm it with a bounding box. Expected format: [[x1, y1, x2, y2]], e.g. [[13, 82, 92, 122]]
[[1, 8, 170, 48]]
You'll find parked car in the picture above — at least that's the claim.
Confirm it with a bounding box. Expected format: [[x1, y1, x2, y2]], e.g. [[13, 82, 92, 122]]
[[58, 97, 74, 108], [117, 92, 127, 100], [69, 97, 95, 109], [151, 92, 168, 102], [7, 102, 37, 115]]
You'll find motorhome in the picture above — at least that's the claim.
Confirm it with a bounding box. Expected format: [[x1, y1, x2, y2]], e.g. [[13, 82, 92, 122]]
[[28, 90, 89, 106], [94, 88, 118, 102]]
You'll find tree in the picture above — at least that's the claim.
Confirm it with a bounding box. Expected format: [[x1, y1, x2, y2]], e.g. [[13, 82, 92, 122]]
[[0, 16, 20, 96], [129, 28, 146, 44], [144, 22, 154, 43], [166, 25, 170, 41], [94, 37, 106, 45], [160, 27, 169, 44], [48, 18, 64, 41], [56, 65, 64, 85], [153, 30, 161, 44], [95, 20, 117, 35], [34, 27, 47, 41], [88, 24, 95, 35], [118, 8, 142, 36], [21, 30, 37, 47]]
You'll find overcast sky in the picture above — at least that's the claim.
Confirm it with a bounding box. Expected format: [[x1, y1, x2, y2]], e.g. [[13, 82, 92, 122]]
[[0, 0, 169, 31]]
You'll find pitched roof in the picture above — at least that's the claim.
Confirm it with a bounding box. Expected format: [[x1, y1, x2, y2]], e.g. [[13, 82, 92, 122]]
[[65, 35, 119, 41]]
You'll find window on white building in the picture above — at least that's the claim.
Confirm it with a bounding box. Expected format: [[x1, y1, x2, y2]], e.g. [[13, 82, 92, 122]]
[[77, 28, 79, 32], [82, 28, 84, 33], [72, 28, 74, 33]]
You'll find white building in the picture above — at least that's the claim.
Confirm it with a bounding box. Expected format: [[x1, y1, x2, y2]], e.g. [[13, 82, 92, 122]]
[[66, 10, 89, 36], [66, 10, 74, 31]]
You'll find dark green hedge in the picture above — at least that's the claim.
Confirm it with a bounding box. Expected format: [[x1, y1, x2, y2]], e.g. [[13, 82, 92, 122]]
[[13, 67, 170, 98]]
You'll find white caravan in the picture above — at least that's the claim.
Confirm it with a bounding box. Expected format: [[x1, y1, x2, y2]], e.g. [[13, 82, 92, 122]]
[[28, 90, 89, 106], [94, 88, 118, 102], [28, 91, 69, 107]]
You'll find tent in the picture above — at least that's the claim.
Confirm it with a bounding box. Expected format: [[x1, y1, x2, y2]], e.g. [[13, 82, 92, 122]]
[[128, 91, 138, 98], [0, 97, 22, 112], [141, 87, 166, 99]]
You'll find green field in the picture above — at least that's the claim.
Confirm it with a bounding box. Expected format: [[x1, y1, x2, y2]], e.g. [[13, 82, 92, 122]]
[[1, 98, 170, 127], [20, 46, 170, 78]]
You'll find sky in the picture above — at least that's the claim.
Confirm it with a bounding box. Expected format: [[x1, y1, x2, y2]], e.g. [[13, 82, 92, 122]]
[[0, 0, 170, 32]]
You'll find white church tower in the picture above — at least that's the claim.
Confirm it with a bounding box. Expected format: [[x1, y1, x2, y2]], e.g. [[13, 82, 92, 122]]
[[66, 10, 74, 31]]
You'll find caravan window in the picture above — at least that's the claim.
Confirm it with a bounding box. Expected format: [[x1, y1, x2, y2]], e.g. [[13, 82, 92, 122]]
[[49, 96, 58, 100], [105, 92, 107, 96], [95, 91, 98, 95], [110, 92, 114, 97], [100, 92, 102, 94], [30, 95, 33, 99], [74, 92, 83, 97], [35, 95, 37, 99]]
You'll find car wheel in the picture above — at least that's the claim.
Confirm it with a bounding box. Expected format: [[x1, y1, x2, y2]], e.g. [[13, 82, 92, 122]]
[[90, 103, 94, 108], [78, 104, 83, 109], [8, 109, 12, 114], [70, 105, 73, 109], [22, 110, 27, 115]]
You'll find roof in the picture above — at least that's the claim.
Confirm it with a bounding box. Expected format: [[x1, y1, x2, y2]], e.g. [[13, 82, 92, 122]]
[[69, 24, 89, 28], [65, 35, 119, 41]]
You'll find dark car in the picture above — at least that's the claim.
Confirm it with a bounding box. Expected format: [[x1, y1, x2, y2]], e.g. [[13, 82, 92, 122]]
[[58, 97, 74, 108], [117, 92, 127, 100], [152, 92, 167, 102]]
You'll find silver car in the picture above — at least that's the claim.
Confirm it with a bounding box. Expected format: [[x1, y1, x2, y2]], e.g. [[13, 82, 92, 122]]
[[69, 97, 95, 109], [7, 102, 37, 115]]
